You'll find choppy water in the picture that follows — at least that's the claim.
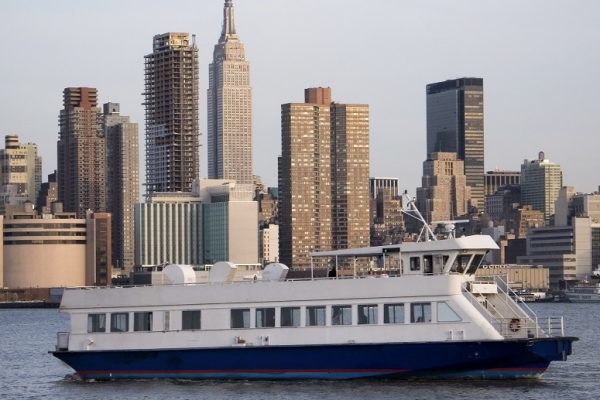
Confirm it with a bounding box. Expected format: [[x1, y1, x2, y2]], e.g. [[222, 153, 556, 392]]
[[0, 303, 598, 400]]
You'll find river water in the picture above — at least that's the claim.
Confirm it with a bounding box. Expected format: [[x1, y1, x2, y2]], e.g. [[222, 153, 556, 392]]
[[0, 303, 598, 400]]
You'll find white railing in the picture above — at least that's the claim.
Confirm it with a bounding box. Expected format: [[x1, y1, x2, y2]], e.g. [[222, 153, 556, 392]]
[[462, 280, 565, 339]]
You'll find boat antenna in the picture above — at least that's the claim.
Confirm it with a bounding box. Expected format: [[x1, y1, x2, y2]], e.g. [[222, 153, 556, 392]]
[[401, 191, 436, 242]]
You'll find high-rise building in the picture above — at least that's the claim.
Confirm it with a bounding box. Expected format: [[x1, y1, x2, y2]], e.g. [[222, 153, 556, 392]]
[[416, 152, 471, 223], [103, 103, 140, 272], [0, 135, 42, 210], [200, 179, 258, 265], [135, 191, 202, 267], [57, 87, 106, 217], [369, 177, 400, 199], [36, 171, 58, 213], [207, 0, 253, 184], [520, 151, 563, 223], [426, 78, 484, 209], [144, 32, 199, 195], [485, 170, 520, 196], [279, 87, 369, 268]]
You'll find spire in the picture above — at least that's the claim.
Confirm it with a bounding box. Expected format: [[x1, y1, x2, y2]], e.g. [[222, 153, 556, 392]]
[[220, 0, 237, 42]]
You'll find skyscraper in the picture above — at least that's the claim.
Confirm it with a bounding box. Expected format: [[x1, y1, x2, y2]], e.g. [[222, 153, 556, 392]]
[[144, 32, 199, 195], [0, 134, 42, 208], [416, 152, 471, 223], [57, 87, 106, 217], [520, 151, 563, 223], [426, 78, 484, 210], [279, 87, 369, 268], [103, 103, 139, 272], [207, 0, 253, 184]]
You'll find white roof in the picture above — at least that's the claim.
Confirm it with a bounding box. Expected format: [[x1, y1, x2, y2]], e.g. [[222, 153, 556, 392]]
[[310, 235, 498, 258]]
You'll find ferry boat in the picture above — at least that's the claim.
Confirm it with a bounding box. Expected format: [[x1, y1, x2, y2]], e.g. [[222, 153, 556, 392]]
[[566, 282, 600, 303], [52, 232, 576, 380]]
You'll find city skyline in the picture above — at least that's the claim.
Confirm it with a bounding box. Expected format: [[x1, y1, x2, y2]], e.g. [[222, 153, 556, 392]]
[[1, 0, 599, 195]]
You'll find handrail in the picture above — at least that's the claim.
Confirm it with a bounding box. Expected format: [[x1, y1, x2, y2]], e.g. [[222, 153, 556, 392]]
[[461, 283, 501, 332]]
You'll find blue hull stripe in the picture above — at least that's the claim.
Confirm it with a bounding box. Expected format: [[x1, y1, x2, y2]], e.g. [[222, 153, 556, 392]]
[[53, 337, 575, 380]]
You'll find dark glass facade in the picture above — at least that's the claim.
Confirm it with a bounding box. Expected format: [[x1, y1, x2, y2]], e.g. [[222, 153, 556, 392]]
[[426, 78, 484, 209]]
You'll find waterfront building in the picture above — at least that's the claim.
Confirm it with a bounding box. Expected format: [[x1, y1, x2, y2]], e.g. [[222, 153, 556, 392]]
[[144, 32, 199, 195], [57, 87, 106, 217], [134, 191, 202, 267], [485, 170, 520, 197], [0, 135, 42, 212], [279, 87, 369, 268], [1, 203, 111, 289], [520, 151, 562, 224], [207, 0, 253, 184], [426, 78, 484, 209], [416, 152, 470, 223], [200, 179, 258, 265], [517, 217, 599, 288], [103, 103, 140, 272]]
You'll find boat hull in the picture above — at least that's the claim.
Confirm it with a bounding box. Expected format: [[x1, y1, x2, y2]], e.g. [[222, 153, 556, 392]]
[[53, 337, 575, 380]]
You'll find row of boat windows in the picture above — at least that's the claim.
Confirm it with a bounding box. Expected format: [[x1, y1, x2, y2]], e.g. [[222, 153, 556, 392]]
[[86, 302, 462, 333]]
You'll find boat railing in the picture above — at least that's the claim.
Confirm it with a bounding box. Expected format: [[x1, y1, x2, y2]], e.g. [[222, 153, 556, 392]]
[[461, 283, 503, 332], [492, 275, 538, 323]]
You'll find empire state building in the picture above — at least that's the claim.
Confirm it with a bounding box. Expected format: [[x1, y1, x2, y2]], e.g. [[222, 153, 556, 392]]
[[207, 0, 253, 184]]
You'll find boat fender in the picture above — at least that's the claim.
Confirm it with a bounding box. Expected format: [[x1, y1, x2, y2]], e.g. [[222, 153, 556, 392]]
[[509, 318, 521, 332]]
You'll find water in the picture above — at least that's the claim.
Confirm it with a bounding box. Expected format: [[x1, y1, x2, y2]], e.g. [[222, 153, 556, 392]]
[[0, 303, 598, 399]]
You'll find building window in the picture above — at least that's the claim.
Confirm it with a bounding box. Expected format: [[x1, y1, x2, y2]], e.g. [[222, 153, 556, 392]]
[[110, 313, 129, 332], [306, 306, 326, 326], [437, 302, 461, 322], [281, 307, 300, 327], [134, 312, 153, 332], [231, 308, 250, 329], [182, 310, 201, 330], [256, 308, 275, 328], [411, 303, 432, 323], [358, 304, 378, 324], [384, 304, 404, 324], [332, 305, 352, 325], [410, 257, 421, 271], [87, 313, 106, 333]]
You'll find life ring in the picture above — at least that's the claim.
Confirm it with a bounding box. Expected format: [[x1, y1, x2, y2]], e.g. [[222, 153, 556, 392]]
[[509, 318, 521, 332]]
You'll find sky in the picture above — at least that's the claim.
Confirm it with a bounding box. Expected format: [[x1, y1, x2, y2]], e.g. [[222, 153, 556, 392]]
[[1, 0, 599, 196]]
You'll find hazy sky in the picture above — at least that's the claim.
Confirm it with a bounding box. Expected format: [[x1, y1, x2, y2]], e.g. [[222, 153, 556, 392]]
[[1, 0, 599, 195]]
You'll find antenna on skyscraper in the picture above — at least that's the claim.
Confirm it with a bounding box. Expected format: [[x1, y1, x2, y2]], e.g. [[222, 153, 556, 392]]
[[191, 34, 196, 47]]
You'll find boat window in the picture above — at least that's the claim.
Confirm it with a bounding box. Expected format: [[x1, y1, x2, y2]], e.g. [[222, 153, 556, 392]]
[[466, 254, 484, 274], [384, 304, 404, 324], [450, 254, 472, 274], [423, 255, 433, 274], [358, 304, 378, 325], [110, 312, 129, 332], [410, 303, 432, 323], [332, 305, 352, 325], [437, 302, 461, 322], [231, 308, 250, 329], [281, 307, 300, 327], [182, 310, 201, 330], [256, 308, 276, 328], [410, 257, 421, 271], [306, 306, 326, 326], [134, 312, 153, 332], [87, 313, 106, 333]]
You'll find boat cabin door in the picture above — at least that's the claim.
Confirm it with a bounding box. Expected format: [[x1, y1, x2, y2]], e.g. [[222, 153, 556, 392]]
[[432, 254, 445, 274]]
